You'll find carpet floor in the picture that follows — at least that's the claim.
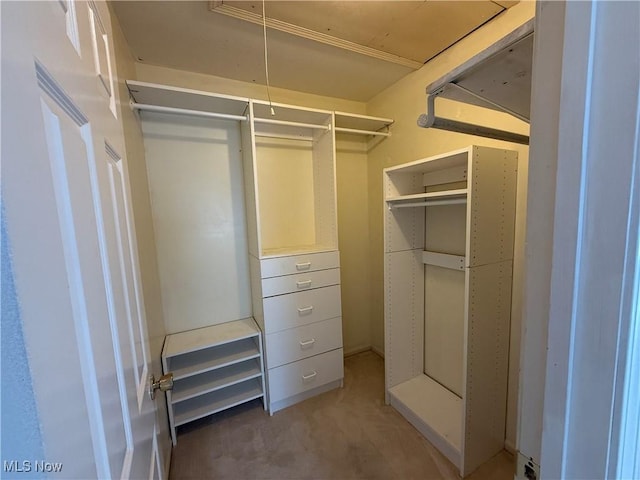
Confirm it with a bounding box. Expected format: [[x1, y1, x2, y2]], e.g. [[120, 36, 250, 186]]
[[169, 350, 514, 479]]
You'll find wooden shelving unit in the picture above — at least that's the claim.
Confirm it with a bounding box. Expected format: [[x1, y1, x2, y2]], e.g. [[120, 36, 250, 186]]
[[162, 318, 265, 445], [384, 145, 518, 476]]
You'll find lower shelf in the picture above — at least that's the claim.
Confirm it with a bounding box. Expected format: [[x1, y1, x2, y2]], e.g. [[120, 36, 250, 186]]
[[174, 378, 264, 427], [388, 374, 462, 469]]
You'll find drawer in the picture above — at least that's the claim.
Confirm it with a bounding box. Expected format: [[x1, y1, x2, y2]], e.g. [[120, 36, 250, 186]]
[[263, 285, 342, 333], [267, 348, 344, 403], [261, 268, 340, 298], [260, 251, 340, 279], [265, 317, 343, 369]]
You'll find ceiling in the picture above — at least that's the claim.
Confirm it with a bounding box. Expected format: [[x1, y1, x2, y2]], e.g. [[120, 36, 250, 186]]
[[112, 1, 518, 102]]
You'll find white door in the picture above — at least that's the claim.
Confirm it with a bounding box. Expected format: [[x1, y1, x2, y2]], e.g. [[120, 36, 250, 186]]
[[2, 1, 164, 478]]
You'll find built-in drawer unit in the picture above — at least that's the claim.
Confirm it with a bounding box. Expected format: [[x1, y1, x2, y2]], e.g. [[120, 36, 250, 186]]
[[261, 268, 341, 298], [263, 285, 342, 333], [260, 251, 340, 278], [267, 348, 344, 404], [265, 317, 343, 369]]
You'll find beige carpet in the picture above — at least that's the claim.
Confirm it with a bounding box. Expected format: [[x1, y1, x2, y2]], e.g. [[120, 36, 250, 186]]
[[169, 351, 514, 479]]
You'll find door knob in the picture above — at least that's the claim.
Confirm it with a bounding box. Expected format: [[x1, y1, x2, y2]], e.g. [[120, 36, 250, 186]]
[[149, 373, 173, 400]]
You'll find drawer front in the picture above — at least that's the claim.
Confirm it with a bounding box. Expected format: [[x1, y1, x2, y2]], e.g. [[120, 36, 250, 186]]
[[267, 348, 344, 403], [265, 317, 343, 369], [261, 268, 340, 298], [260, 251, 340, 278], [263, 285, 342, 333]]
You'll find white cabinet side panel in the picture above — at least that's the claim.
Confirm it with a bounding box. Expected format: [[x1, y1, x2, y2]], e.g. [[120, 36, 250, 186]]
[[241, 119, 260, 258], [424, 266, 465, 397], [384, 207, 425, 253], [467, 148, 518, 267], [463, 260, 512, 476], [142, 113, 251, 334], [384, 250, 424, 390]]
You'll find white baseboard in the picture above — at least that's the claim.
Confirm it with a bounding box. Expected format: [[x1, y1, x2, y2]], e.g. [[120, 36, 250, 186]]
[[504, 438, 516, 454], [343, 345, 372, 357], [371, 345, 384, 358]]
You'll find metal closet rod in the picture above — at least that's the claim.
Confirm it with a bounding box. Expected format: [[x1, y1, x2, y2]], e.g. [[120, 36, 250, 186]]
[[131, 102, 248, 121]]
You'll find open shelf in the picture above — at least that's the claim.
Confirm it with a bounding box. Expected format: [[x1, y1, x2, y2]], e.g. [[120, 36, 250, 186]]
[[171, 358, 263, 404], [173, 378, 264, 427], [168, 338, 261, 381], [126, 80, 248, 119], [422, 251, 466, 271], [386, 189, 467, 208], [389, 375, 462, 468], [334, 111, 393, 136]]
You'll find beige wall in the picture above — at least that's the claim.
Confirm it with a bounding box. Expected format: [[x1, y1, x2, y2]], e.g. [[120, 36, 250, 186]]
[[365, 1, 535, 449], [108, 4, 171, 466]]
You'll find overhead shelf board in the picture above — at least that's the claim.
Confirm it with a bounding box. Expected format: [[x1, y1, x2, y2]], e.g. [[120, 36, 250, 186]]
[[126, 80, 249, 117], [334, 111, 394, 134], [425, 19, 534, 121]]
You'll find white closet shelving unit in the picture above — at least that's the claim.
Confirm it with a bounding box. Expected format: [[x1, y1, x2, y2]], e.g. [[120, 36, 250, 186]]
[[162, 318, 265, 445], [384, 145, 517, 477], [242, 100, 345, 413], [127, 80, 394, 421]]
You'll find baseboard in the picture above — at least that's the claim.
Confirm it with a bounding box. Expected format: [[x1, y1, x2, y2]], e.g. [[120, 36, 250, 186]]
[[343, 345, 372, 357], [504, 438, 516, 455], [371, 345, 384, 358]]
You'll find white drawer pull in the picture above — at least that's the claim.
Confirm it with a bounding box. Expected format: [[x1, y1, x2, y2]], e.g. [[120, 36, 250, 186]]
[[297, 306, 313, 315], [296, 280, 312, 289], [302, 371, 317, 382], [296, 262, 311, 271], [299, 338, 316, 348]]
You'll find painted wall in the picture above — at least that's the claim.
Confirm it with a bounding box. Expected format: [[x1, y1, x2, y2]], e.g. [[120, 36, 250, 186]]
[[131, 64, 373, 357], [109, 5, 172, 470], [365, 1, 535, 449]]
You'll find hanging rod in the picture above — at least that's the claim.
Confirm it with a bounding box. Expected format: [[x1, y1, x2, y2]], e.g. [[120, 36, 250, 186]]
[[417, 93, 529, 145], [334, 126, 390, 137], [388, 198, 467, 209], [131, 102, 248, 121], [253, 117, 331, 130]]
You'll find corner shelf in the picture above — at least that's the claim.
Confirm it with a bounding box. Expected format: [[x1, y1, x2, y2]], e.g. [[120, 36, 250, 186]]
[[162, 318, 266, 445], [334, 111, 393, 137]]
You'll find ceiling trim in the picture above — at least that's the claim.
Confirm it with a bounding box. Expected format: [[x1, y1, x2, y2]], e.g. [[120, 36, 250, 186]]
[[208, 1, 423, 70]]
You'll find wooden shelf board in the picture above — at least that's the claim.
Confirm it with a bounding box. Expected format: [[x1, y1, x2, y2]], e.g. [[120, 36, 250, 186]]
[[168, 338, 261, 380], [334, 111, 393, 133], [163, 318, 260, 358], [252, 100, 331, 126], [174, 378, 263, 426], [126, 80, 248, 117], [260, 244, 337, 259], [388, 374, 462, 467], [385, 148, 469, 175], [386, 189, 468, 204], [171, 359, 263, 404]]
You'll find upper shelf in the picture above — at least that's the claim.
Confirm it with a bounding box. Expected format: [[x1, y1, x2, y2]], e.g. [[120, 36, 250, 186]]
[[126, 80, 249, 119], [425, 20, 534, 122], [334, 111, 394, 136], [418, 20, 534, 144]]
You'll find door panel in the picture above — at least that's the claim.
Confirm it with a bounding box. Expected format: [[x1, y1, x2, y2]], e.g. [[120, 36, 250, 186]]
[[2, 1, 163, 478]]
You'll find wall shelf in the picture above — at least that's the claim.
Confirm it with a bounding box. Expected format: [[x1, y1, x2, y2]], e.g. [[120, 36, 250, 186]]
[[386, 189, 468, 209], [334, 111, 393, 136]]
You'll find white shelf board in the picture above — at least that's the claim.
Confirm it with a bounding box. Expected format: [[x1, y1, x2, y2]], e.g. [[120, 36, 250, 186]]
[[163, 317, 260, 358], [173, 378, 263, 426], [385, 148, 470, 174], [388, 374, 462, 468], [252, 100, 331, 126], [168, 339, 260, 381], [126, 80, 248, 117], [423, 251, 466, 271], [260, 244, 337, 259], [171, 359, 263, 404], [386, 189, 468, 205], [334, 111, 393, 133]]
